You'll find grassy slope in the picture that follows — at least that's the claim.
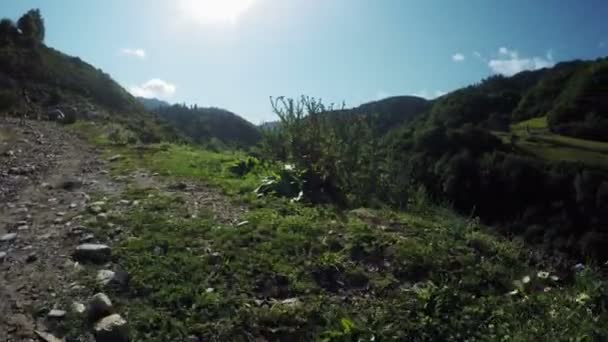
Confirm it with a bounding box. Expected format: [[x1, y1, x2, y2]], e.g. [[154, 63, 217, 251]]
[[495, 116, 608, 169], [67, 122, 608, 341]]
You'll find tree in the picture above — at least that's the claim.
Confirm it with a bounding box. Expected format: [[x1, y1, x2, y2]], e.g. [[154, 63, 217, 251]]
[[0, 18, 18, 45], [17, 9, 45, 45]]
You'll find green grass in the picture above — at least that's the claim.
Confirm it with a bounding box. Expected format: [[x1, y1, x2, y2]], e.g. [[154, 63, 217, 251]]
[[68, 122, 608, 341], [495, 116, 608, 169]]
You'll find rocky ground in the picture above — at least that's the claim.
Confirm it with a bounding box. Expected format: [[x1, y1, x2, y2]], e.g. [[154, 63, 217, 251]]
[[0, 119, 244, 341], [0, 118, 125, 341]]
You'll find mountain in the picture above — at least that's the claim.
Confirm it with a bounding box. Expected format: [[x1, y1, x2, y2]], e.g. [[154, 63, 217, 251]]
[[155, 104, 262, 148], [0, 9, 172, 142], [137, 97, 170, 111], [378, 56, 608, 259], [263, 95, 431, 135]]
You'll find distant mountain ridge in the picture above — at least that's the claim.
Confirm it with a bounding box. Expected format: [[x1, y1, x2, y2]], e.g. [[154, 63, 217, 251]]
[[137, 97, 171, 111], [154, 104, 262, 148]]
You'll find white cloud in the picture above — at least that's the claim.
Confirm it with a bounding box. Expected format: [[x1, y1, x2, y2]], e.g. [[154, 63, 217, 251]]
[[129, 79, 176, 99], [488, 47, 554, 76], [120, 48, 146, 59], [452, 53, 465, 62], [412, 89, 446, 99]]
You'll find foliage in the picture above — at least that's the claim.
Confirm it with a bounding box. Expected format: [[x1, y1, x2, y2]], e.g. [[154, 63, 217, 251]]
[[261, 96, 388, 206], [72, 138, 608, 341], [155, 103, 261, 148], [17, 9, 45, 45]]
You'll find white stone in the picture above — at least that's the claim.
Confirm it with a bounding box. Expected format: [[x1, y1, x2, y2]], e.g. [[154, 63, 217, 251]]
[[1, 233, 17, 242], [93, 314, 129, 342]]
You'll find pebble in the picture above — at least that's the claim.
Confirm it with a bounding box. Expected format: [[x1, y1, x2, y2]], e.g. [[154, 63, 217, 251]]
[[0, 251, 7, 261], [80, 234, 95, 243], [17, 225, 29, 231], [47, 309, 66, 319], [1, 233, 17, 242], [87, 293, 114, 322], [93, 314, 129, 342], [72, 302, 86, 314]]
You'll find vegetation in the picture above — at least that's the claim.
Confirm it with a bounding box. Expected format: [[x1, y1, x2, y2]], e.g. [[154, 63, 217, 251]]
[[154, 103, 262, 148], [72, 123, 608, 341]]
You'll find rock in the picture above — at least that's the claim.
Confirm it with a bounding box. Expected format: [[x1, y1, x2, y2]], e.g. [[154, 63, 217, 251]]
[[93, 314, 129, 342], [108, 154, 122, 162], [69, 202, 78, 209], [17, 225, 29, 231], [53, 218, 64, 224], [72, 302, 86, 314], [87, 293, 114, 322], [186, 336, 201, 342], [91, 201, 107, 207], [73, 244, 111, 263], [97, 213, 108, 221], [97, 270, 116, 286], [35, 330, 64, 342], [80, 234, 95, 243], [56, 212, 66, 216], [1, 233, 17, 242], [0, 251, 7, 261], [89, 206, 103, 214], [119, 200, 130, 205], [236, 221, 249, 227], [48, 309, 67, 319]]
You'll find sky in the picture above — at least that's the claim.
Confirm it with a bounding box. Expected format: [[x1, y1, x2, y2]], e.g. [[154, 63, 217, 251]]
[[2, 0, 607, 123]]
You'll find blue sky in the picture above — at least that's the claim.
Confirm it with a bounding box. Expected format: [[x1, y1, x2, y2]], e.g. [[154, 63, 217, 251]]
[[2, 0, 607, 123]]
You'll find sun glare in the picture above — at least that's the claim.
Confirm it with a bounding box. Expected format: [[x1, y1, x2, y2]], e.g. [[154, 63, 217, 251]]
[[178, 0, 255, 25]]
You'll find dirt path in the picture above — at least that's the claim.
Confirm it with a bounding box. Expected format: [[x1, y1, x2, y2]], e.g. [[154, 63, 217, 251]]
[[0, 119, 125, 341], [0, 119, 245, 341]]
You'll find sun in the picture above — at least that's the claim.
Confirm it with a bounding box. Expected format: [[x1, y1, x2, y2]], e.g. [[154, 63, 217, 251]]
[[178, 0, 256, 25]]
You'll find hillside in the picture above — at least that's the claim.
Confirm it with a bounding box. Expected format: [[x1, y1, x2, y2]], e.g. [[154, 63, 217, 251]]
[[2, 119, 601, 341], [0, 10, 178, 143], [136, 97, 170, 111], [154, 104, 262, 148]]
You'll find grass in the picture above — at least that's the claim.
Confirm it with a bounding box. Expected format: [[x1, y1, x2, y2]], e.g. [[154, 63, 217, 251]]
[[495, 116, 608, 170], [67, 121, 608, 341]]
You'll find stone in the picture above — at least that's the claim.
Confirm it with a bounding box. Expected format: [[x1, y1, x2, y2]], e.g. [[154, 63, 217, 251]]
[[53, 218, 64, 224], [89, 206, 103, 214], [35, 330, 64, 342], [108, 154, 122, 162], [93, 314, 129, 342], [97, 213, 108, 221], [0, 251, 6, 261], [47, 309, 67, 318], [80, 234, 95, 243], [73, 244, 111, 263], [1, 233, 17, 242], [87, 293, 114, 322], [17, 225, 29, 231], [97, 270, 116, 286], [236, 221, 249, 227], [119, 200, 130, 205], [72, 302, 86, 314]]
